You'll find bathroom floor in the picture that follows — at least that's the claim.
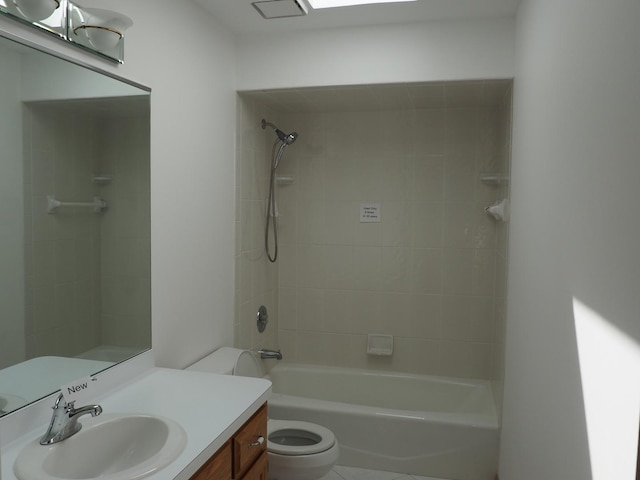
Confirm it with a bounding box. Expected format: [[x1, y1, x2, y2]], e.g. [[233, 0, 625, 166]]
[[323, 465, 447, 480]]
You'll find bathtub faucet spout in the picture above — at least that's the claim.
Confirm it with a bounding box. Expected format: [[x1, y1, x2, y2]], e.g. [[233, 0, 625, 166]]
[[258, 349, 283, 360]]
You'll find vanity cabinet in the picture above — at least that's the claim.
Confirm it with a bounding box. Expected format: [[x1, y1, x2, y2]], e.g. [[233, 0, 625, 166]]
[[190, 442, 233, 480], [190, 404, 268, 480]]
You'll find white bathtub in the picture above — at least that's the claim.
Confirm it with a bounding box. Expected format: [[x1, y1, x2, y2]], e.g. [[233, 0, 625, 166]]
[[266, 363, 499, 480]]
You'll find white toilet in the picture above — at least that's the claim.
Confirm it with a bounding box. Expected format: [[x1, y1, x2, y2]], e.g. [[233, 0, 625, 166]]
[[187, 348, 339, 480]]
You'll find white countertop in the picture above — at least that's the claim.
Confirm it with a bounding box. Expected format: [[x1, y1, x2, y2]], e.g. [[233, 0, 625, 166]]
[[1, 367, 272, 480]]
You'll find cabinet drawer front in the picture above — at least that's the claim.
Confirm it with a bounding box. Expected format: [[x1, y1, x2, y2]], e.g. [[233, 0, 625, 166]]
[[233, 404, 268, 477], [191, 441, 232, 480]]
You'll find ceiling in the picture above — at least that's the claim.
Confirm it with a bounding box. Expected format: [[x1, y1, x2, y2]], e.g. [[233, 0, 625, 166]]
[[195, 0, 521, 35]]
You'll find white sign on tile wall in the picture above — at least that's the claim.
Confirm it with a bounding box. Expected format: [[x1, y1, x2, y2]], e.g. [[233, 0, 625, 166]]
[[360, 203, 381, 223]]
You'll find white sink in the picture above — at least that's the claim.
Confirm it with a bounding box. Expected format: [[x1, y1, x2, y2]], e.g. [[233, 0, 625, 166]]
[[14, 413, 187, 480], [0, 393, 27, 414]]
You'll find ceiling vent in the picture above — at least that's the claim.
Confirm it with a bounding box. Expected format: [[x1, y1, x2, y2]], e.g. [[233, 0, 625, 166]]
[[251, 0, 308, 18]]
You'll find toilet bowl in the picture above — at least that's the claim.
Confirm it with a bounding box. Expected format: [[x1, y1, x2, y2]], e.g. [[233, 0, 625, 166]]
[[187, 348, 340, 480], [268, 419, 339, 480]]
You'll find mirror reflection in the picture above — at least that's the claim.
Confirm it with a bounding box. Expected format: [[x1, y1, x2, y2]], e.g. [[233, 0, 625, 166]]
[[0, 34, 151, 416]]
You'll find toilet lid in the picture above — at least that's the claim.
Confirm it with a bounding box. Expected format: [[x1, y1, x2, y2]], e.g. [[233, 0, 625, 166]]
[[268, 419, 336, 456]]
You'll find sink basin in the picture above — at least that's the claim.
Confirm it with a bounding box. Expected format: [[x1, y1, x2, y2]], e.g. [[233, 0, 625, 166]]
[[0, 393, 27, 415], [14, 413, 187, 480]]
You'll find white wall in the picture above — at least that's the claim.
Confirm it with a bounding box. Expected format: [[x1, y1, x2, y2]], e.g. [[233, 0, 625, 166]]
[[501, 0, 640, 478], [236, 18, 515, 91], [0, 0, 238, 369]]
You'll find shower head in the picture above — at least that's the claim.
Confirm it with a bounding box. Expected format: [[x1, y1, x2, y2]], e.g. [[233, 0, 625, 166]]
[[262, 119, 298, 146], [282, 131, 298, 145]]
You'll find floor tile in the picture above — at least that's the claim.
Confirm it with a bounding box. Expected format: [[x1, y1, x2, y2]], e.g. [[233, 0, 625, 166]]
[[331, 466, 447, 480], [410, 476, 448, 480], [334, 466, 407, 480], [319, 471, 347, 480]]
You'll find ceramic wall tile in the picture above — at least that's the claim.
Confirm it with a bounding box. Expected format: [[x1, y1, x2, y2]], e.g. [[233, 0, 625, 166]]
[[236, 83, 511, 381]]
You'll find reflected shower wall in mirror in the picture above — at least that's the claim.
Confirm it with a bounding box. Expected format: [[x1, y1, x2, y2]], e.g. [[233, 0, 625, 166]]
[[0, 34, 150, 416]]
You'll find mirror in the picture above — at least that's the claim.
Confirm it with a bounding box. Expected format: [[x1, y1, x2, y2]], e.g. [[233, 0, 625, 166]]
[[0, 32, 151, 416]]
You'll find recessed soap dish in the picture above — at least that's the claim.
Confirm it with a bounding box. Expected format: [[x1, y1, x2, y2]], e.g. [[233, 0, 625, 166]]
[[367, 334, 393, 356], [92, 174, 113, 185]]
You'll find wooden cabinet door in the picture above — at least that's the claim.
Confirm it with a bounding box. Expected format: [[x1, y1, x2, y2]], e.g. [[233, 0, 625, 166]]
[[190, 441, 232, 480], [240, 451, 268, 480], [233, 405, 268, 479], [189, 403, 269, 480]]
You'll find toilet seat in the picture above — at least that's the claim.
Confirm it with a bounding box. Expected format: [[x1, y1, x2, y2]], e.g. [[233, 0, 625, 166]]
[[268, 419, 336, 456]]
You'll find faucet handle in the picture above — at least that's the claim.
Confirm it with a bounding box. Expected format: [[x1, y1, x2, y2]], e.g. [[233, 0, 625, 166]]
[[51, 393, 66, 410], [52, 393, 75, 413]]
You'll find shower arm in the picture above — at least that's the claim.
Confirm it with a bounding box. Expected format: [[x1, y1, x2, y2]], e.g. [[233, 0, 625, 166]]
[[262, 118, 298, 146], [262, 119, 278, 131]]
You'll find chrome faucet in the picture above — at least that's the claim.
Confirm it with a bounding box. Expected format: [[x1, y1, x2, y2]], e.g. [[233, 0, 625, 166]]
[[258, 349, 283, 360], [40, 393, 103, 445]]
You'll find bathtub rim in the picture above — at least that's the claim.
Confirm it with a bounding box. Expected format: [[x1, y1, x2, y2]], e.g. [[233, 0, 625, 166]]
[[265, 362, 499, 430]]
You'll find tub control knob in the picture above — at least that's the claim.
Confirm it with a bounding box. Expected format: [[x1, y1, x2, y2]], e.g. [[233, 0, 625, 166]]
[[250, 435, 265, 447], [256, 305, 268, 333]]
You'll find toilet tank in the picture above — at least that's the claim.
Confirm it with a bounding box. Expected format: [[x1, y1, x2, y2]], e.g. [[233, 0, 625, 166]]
[[187, 347, 263, 378]]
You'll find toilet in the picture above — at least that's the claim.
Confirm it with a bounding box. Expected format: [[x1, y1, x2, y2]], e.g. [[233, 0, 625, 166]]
[[187, 348, 339, 480]]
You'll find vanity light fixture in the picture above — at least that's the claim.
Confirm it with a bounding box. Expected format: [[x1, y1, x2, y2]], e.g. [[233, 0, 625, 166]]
[[0, 0, 133, 62], [71, 7, 133, 52], [12, 0, 59, 21], [307, 0, 416, 8]]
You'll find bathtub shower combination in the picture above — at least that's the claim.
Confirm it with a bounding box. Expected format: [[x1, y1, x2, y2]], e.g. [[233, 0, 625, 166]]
[[266, 363, 499, 480]]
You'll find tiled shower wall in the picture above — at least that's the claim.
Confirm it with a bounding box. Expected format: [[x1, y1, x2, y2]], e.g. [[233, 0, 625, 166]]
[[234, 97, 281, 353], [98, 108, 151, 351], [236, 81, 511, 383], [0, 50, 25, 369], [23, 101, 150, 359], [491, 90, 511, 411]]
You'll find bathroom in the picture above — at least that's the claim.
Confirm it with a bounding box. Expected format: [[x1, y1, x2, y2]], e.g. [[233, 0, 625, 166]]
[[1, 1, 640, 480]]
